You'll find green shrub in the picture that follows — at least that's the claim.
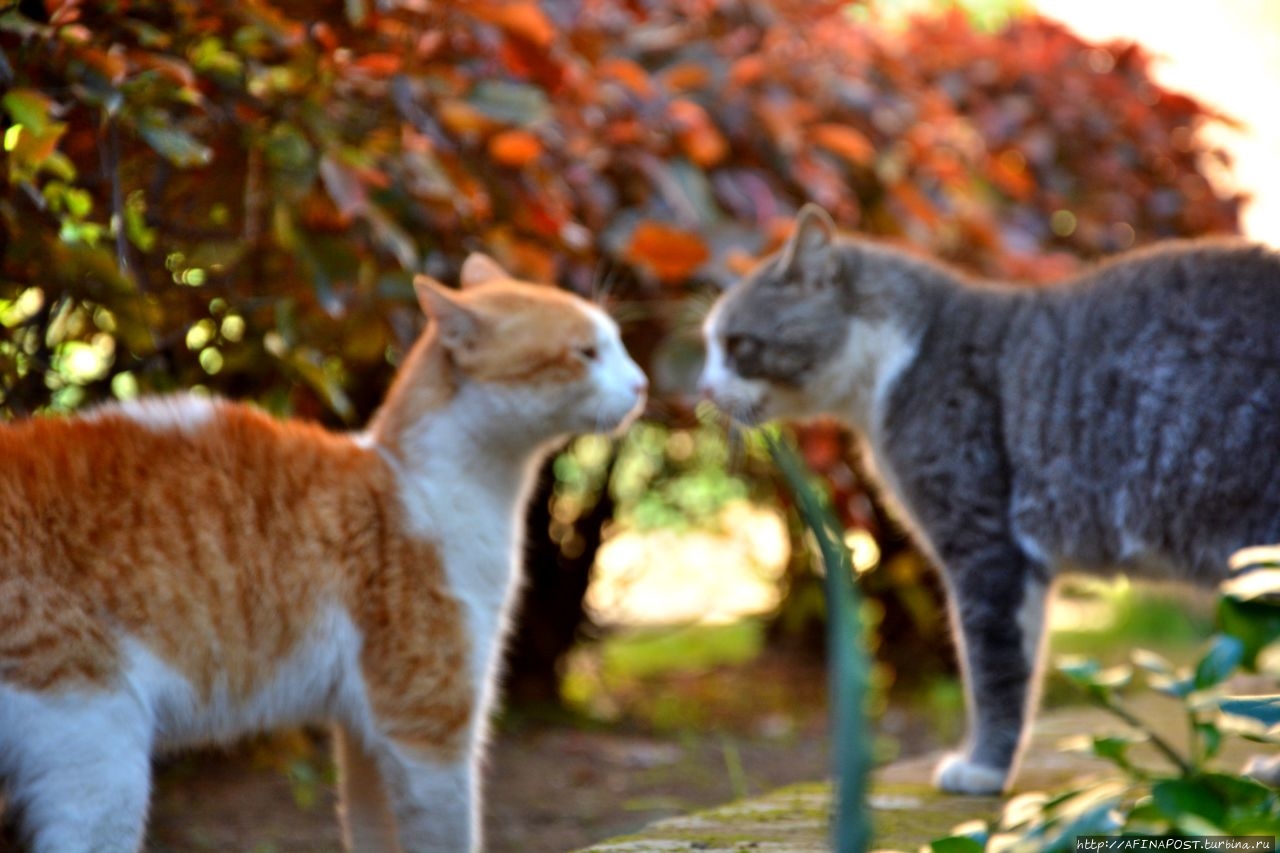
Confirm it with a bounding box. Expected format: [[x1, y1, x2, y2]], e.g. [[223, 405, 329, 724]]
[[931, 548, 1280, 850]]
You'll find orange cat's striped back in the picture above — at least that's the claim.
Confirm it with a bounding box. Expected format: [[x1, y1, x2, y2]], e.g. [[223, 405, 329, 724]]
[[0, 399, 447, 700]]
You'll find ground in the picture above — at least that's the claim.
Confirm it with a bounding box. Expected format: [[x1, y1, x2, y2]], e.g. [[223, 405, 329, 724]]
[[0, 582, 1211, 851], [0, 621, 943, 853], [136, 651, 869, 853], [131, 643, 948, 853]]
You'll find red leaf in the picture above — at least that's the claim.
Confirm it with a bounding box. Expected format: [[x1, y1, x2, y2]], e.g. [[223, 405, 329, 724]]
[[599, 58, 653, 98], [669, 99, 727, 167], [626, 222, 710, 283], [352, 53, 402, 77], [488, 129, 543, 167], [810, 123, 876, 166], [471, 2, 556, 48]]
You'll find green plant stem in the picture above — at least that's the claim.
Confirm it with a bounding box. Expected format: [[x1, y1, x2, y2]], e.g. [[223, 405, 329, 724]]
[[1187, 709, 1201, 770], [1094, 694, 1193, 776], [765, 431, 872, 853]]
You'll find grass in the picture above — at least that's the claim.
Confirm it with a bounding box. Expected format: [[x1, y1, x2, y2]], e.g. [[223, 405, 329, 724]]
[[600, 620, 765, 679], [1045, 577, 1216, 707], [1050, 577, 1214, 659]]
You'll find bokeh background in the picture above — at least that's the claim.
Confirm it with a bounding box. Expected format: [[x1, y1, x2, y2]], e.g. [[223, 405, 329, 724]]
[[1, 0, 1275, 850]]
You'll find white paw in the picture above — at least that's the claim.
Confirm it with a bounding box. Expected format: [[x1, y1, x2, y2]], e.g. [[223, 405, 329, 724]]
[[933, 753, 1008, 795], [1244, 754, 1280, 787]]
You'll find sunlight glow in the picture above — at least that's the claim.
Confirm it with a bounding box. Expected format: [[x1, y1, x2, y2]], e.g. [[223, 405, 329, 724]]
[[1033, 0, 1280, 245], [843, 528, 882, 575], [589, 501, 789, 626]]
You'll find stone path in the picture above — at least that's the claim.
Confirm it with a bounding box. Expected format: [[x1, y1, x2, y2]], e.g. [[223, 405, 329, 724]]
[[579, 694, 1270, 851]]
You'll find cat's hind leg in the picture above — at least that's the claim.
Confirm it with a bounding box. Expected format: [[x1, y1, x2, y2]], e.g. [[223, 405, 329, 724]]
[[333, 723, 399, 851], [0, 684, 153, 853], [333, 729, 475, 853], [934, 553, 1050, 796]]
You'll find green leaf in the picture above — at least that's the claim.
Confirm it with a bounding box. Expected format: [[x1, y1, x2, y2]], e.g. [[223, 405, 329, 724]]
[[1124, 798, 1171, 829], [264, 122, 315, 172], [469, 80, 551, 126], [1056, 656, 1101, 684], [2, 88, 52, 133], [137, 123, 213, 167], [1221, 567, 1280, 603], [1174, 813, 1228, 835], [1217, 694, 1280, 728], [1193, 635, 1244, 690], [1199, 771, 1274, 806], [930, 836, 985, 853], [0, 9, 47, 38], [1152, 778, 1226, 826], [1056, 656, 1131, 697], [1132, 648, 1174, 674], [1229, 545, 1280, 572], [1148, 671, 1195, 699], [189, 36, 243, 80], [1044, 799, 1123, 847], [1090, 733, 1144, 765], [1194, 720, 1223, 761], [1218, 594, 1280, 671]]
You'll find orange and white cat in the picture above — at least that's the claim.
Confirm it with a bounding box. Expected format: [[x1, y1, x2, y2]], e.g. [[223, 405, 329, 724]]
[[0, 254, 647, 853]]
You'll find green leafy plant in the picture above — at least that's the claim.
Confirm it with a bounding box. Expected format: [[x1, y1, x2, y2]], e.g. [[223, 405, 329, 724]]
[[931, 549, 1280, 850], [766, 429, 873, 853]]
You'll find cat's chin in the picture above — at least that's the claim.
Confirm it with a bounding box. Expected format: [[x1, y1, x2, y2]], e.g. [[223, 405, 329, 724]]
[[708, 395, 767, 427], [604, 409, 644, 436], [574, 400, 646, 437]]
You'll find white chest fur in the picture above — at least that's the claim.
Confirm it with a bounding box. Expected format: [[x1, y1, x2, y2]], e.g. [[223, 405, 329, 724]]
[[389, 412, 541, 714]]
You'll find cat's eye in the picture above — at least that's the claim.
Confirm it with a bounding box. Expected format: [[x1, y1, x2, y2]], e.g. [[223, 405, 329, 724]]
[[725, 334, 756, 360], [575, 343, 599, 361]]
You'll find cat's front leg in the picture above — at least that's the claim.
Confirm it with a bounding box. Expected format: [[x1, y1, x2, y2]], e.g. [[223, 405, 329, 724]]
[[374, 737, 478, 853], [0, 685, 153, 853], [934, 549, 1049, 795], [332, 706, 477, 853]]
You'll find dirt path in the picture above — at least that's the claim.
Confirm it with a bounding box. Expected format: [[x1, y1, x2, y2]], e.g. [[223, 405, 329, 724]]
[[3, 654, 940, 852], [138, 719, 836, 853]]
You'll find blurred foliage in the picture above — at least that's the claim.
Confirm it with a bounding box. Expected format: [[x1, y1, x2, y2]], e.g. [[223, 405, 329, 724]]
[[0, 0, 1245, 691], [1050, 579, 1214, 663], [0, 0, 1241, 419], [929, 550, 1280, 850], [553, 411, 772, 538]]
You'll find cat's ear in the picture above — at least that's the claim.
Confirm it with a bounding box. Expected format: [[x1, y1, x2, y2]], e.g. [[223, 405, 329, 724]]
[[780, 203, 837, 273], [459, 252, 510, 290], [415, 276, 480, 351]]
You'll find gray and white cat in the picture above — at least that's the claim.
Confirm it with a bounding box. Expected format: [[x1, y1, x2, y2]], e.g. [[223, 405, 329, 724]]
[[700, 204, 1280, 795]]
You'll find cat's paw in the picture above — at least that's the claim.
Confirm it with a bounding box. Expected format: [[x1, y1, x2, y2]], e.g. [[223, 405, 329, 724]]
[[933, 754, 1008, 795], [1244, 754, 1280, 787]]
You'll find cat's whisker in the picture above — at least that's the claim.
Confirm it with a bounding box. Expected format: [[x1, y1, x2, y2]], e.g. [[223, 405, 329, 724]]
[[674, 288, 720, 336], [594, 260, 622, 308]]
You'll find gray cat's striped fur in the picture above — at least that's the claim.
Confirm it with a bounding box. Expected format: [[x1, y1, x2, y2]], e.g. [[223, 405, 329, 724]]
[[700, 204, 1280, 794]]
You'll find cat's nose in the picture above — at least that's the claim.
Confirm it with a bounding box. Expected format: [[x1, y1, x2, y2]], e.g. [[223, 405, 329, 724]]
[[633, 378, 649, 398]]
